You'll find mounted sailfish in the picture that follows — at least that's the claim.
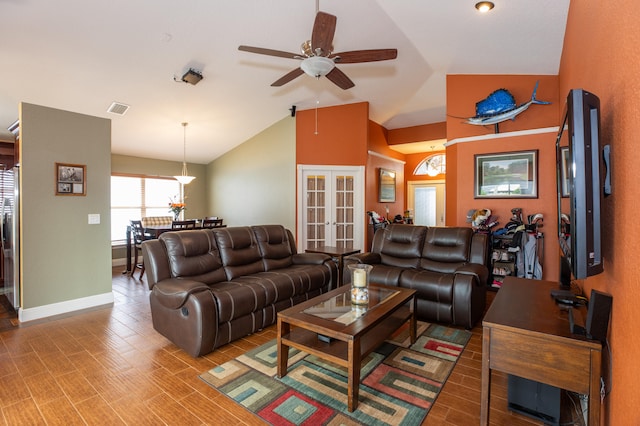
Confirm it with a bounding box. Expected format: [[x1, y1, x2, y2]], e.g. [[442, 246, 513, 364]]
[[465, 81, 551, 133]]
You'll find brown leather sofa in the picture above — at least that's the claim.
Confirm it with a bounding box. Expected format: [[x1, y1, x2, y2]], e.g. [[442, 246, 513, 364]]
[[344, 224, 490, 328], [142, 225, 336, 357]]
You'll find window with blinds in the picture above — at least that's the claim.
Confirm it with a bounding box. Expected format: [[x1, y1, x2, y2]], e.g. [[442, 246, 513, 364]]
[[111, 175, 181, 244]]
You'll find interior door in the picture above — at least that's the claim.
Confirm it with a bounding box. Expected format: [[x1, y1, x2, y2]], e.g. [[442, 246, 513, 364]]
[[407, 180, 445, 226], [298, 166, 365, 250]]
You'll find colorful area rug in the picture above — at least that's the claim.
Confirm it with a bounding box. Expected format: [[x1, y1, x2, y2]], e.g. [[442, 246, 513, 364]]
[[199, 322, 471, 426]]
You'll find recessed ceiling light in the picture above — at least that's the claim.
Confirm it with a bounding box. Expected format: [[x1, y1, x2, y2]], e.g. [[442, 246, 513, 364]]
[[475, 2, 495, 13]]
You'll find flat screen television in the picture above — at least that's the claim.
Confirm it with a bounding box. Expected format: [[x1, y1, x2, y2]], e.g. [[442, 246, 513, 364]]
[[556, 89, 609, 287]]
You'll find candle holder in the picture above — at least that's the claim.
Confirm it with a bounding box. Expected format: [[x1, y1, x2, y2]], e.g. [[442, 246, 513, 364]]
[[348, 264, 373, 305]]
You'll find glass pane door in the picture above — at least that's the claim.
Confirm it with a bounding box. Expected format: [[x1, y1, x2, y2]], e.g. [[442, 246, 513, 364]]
[[305, 175, 327, 248], [334, 174, 355, 249], [408, 181, 445, 227], [299, 166, 364, 251]]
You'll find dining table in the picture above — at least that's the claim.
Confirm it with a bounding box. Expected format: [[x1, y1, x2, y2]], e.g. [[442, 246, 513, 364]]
[[122, 221, 226, 273]]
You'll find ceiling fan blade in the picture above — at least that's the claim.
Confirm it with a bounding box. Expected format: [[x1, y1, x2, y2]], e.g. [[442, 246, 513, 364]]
[[311, 12, 337, 56], [238, 45, 299, 60], [325, 67, 355, 90], [330, 49, 398, 64], [271, 68, 305, 87]]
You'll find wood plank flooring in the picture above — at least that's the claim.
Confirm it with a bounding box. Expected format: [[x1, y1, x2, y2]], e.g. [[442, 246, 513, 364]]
[[0, 269, 576, 425]]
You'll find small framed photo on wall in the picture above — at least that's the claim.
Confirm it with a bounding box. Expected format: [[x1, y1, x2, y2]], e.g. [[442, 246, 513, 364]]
[[55, 163, 86, 196]]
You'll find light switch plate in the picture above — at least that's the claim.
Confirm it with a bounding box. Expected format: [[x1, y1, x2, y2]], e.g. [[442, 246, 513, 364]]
[[88, 214, 100, 225]]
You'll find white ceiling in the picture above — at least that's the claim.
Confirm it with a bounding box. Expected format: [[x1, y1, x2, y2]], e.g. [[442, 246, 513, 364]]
[[0, 0, 570, 164]]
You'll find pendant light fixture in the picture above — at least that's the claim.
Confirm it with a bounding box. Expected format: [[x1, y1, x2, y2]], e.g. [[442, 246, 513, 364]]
[[174, 122, 195, 185]]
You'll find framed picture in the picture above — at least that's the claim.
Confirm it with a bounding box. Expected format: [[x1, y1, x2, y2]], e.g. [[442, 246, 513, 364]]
[[474, 150, 538, 198], [560, 147, 570, 197], [55, 163, 86, 196], [379, 168, 396, 202]]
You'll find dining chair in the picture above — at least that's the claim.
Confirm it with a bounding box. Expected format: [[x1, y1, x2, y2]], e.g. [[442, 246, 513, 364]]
[[202, 218, 224, 228], [171, 220, 197, 230], [130, 220, 149, 279]]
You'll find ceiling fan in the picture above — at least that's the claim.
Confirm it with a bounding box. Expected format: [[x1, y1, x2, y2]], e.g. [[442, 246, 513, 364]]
[[238, 11, 397, 90]]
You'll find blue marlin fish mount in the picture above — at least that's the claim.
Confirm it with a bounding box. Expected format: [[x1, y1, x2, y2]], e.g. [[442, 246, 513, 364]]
[[465, 81, 551, 133]]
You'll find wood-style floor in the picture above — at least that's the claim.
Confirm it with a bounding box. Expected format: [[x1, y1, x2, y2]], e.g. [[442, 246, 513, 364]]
[[0, 269, 566, 425]]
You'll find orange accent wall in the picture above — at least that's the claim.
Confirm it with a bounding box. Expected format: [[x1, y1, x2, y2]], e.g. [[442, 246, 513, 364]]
[[366, 120, 406, 246], [296, 102, 369, 165], [388, 122, 446, 145], [447, 75, 559, 140], [449, 132, 558, 281], [296, 102, 407, 249], [445, 74, 560, 281], [559, 1, 640, 423], [404, 150, 446, 182]]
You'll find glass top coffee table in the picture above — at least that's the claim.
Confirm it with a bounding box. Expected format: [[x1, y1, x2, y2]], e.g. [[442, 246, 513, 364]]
[[277, 283, 416, 412]]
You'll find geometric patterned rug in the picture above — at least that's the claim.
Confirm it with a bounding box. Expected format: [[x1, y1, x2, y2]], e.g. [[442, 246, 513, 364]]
[[199, 322, 471, 426]]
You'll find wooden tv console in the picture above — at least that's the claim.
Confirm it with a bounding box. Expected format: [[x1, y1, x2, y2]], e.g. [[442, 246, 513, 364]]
[[481, 276, 602, 425]]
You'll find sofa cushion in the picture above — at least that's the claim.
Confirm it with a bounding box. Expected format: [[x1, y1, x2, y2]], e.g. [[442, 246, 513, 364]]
[[210, 281, 268, 323], [214, 227, 265, 279], [367, 265, 404, 287], [420, 227, 472, 273], [160, 230, 227, 284], [400, 269, 454, 299], [228, 264, 331, 306], [252, 225, 294, 270], [372, 225, 426, 269]]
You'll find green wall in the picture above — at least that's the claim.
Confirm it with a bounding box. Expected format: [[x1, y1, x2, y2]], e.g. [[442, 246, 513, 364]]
[[20, 103, 112, 319], [207, 116, 296, 230]]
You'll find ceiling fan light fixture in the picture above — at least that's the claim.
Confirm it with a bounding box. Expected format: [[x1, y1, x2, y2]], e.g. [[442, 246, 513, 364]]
[[174, 122, 195, 185], [475, 1, 495, 13], [300, 56, 335, 78]]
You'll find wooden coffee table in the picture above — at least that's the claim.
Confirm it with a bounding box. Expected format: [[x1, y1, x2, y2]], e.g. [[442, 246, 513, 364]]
[[277, 283, 416, 412]]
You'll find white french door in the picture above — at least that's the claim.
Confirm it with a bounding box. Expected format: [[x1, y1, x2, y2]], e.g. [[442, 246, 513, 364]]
[[297, 165, 365, 251], [407, 180, 445, 226]]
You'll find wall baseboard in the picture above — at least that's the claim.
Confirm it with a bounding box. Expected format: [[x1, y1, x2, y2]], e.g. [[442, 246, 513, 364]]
[[112, 257, 127, 267], [18, 292, 114, 323]]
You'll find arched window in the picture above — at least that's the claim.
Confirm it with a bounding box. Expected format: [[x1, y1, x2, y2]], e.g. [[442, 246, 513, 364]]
[[414, 153, 446, 177]]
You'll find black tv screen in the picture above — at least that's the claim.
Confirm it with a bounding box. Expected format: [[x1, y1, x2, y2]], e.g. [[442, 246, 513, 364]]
[[556, 89, 606, 285]]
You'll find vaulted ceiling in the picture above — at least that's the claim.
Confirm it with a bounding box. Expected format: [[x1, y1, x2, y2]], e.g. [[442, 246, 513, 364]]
[[0, 0, 570, 164]]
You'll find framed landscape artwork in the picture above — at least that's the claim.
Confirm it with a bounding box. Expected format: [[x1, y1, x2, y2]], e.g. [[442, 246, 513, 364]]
[[474, 150, 538, 199], [55, 163, 86, 196]]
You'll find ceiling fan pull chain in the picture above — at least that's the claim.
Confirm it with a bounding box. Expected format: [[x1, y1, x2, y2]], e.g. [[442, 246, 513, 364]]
[[315, 100, 319, 135]]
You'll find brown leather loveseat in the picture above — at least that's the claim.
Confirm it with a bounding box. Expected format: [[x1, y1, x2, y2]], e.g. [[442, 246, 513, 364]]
[[142, 225, 336, 357], [344, 224, 489, 328]]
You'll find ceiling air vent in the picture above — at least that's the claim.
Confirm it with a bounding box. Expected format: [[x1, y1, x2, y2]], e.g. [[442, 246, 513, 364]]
[[107, 102, 130, 115]]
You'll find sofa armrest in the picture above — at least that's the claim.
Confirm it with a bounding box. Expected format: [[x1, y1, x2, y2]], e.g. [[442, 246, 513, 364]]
[[455, 263, 489, 287], [344, 252, 382, 265], [150, 281, 218, 357], [292, 252, 332, 265], [152, 279, 211, 310]]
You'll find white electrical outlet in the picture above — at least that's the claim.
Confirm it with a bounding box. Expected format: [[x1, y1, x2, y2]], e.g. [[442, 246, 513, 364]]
[[88, 214, 100, 224]]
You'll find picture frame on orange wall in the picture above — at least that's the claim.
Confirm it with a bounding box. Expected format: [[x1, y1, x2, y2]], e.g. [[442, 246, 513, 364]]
[[474, 150, 538, 199], [379, 168, 396, 202]]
